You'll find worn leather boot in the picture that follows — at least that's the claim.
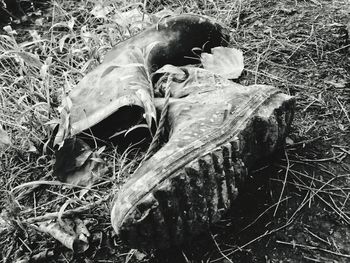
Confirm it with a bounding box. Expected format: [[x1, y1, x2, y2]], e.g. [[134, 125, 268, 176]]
[[111, 67, 295, 249], [53, 14, 229, 182], [54, 14, 229, 147]]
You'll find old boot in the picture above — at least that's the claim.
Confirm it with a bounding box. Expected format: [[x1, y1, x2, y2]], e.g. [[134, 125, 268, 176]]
[[54, 14, 228, 147], [53, 14, 229, 182], [111, 67, 295, 249]]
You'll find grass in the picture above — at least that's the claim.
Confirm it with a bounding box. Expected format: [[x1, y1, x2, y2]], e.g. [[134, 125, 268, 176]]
[[0, 0, 349, 262]]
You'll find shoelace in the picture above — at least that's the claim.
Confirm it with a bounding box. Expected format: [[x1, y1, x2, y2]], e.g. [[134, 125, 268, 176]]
[[137, 74, 172, 167]]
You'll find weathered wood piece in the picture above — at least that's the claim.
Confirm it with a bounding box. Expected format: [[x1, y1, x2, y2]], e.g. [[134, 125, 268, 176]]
[[111, 67, 295, 249]]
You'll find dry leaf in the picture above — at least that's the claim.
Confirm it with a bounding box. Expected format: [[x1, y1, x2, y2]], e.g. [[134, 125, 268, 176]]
[[285, 137, 294, 146], [67, 17, 75, 30], [0, 210, 12, 235], [29, 30, 41, 41], [53, 138, 107, 187], [27, 144, 38, 153], [30, 249, 54, 262], [16, 51, 43, 69], [324, 80, 346, 88], [37, 219, 89, 253], [114, 8, 150, 28], [75, 218, 90, 241], [150, 8, 176, 23], [80, 25, 93, 43], [35, 18, 44, 26], [3, 25, 17, 35], [59, 34, 70, 52], [54, 138, 95, 185], [201, 47, 244, 79], [134, 250, 147, 261], [90, 3, 112, 19], [0, 126, 11, 149]]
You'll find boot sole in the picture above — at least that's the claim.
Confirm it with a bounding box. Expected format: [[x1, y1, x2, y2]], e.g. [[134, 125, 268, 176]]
[[112, 87, 295, 249]]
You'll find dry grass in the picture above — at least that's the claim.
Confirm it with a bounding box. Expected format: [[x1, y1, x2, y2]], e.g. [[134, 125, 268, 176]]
[[0, 0, 349, 262]]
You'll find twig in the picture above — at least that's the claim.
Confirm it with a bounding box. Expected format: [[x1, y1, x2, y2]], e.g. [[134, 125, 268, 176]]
[[341, 192, 350, 210], [182, 251, 191, 263], [281, 173, 341, 227], [297, 152, 345, 162], [211, 234, 234, 263], [3, 239, 16, 263], [322, 194, 350, 224], [11, 180, 100, 195], [18, 237, 32, 253], [336, 97, 350, 124], [326, 43, 350, 54], [245, 69, 313, 89], [305, 228, 331, 246], [284, 166, 349, 194], [276, 240, 350, 259], [288, 25, 314, 59], [302, 255, 323, 262], [274, 150, 289, 216], [235, 0, 242, 30], [22, 196, 108, 224], [254, 39, 272, 84], [270, 178, 346, 199], [286, 168, 350, 224], [240, 196, 291, 233], [211, 221, 293, 262]]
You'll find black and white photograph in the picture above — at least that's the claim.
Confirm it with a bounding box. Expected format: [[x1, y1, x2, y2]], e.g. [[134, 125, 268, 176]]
[[0, 0, 349, 262]]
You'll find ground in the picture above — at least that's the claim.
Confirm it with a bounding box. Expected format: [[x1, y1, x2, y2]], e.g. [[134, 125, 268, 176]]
[[0, 0, 349, 262]]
